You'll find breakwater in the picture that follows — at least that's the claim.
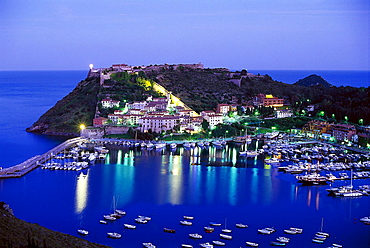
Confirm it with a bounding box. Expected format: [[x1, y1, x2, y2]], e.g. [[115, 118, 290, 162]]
[[0, 137, 86, 179]]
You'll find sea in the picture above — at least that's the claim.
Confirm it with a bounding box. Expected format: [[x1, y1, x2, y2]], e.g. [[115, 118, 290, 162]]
[[0, 70, 369, 248]]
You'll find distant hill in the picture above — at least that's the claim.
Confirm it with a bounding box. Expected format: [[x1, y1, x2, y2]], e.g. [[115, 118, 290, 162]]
[[294, 74, 333, 88]]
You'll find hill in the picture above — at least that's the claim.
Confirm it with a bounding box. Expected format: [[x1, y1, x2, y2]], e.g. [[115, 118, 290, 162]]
[[0, 202, 109, 248], [294, 74, 333, 88]]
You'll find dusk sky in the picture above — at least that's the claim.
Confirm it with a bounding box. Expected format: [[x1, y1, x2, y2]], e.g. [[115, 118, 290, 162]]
[[1, 0, 369, 71]]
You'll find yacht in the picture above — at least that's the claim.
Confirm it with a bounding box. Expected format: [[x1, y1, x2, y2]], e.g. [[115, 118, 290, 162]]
[[124, 224, 136, 229], [189, 233, 202, 239], [77, 229, 88, 235], [107, 232, 121, 239], [245, 241, 259, 247]]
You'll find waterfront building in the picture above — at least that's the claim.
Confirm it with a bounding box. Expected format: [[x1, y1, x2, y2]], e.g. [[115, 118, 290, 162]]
[[217, 104, 230, 115], [331, 124, 356, 142], [203, 113, 224, 127], [93, 117, 108, 127], [139, 115, 180, 133]]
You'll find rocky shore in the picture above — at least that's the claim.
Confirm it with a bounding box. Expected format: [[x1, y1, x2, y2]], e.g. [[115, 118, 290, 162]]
[[0, 202, 109, 248]]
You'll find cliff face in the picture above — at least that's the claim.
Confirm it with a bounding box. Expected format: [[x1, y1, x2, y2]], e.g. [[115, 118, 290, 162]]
[[0, 202, 109, 248], [26, 77, 100, 136]]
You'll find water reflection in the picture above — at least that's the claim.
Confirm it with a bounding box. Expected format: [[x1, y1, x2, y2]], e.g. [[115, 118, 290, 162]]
[[75, 171, 89, 214]]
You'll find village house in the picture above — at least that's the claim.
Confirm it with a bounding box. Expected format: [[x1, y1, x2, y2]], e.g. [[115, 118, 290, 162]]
[[253, 94, 284, 107], [101, 98, 120, 108], [93, 117, 108, 126], [139, 115, 180, 133], [275, 109, 293, 118], [331, 124, 357, 142], [217, 104, 230, 115]]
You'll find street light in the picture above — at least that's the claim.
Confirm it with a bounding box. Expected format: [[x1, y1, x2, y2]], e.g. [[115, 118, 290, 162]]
[[359, 119, 364, 125]]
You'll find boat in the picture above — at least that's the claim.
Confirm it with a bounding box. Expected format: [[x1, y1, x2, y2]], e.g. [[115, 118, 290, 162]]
[[271, 241, 286, 246], [360, 216, 370, 222], [204, 226, 215, 233], [212, 240, 225, 246], [124, 224, 136, 229], [283, 229, 297, 235], [181, 245, 193, 248], [276, 237, 290, 243], [312, 238, 324, 243], [189, 233, 202, 239], [115, 209, 126, 215], [184, 215, 194, 220], [235, 223, 248, 228], [289, 227, 303, 234], [154, 143, 166, 149], [138, 215, 151, 221], [221, 218, 232, 233], [180, 220, 192, 226], [103, 215, 116, 221], [169, 143, 177, 149], [163, 228, 176, 233], [77, 229, 88, 235], [258, 228, 274, 235], [143, 242, 156, 248], [210, 222, 221, 226], [199, 243, 214, 248], [135, 218, 148, 224], [107, 232, 121, 239], [99, 220, 108, 224], [245, 241, 259, 247], [219, 233, 232, 240]]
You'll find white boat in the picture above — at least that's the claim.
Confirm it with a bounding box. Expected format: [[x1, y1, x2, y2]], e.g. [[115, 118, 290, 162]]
[[99, 220, 108, 224], [283, 229, 297, 235], [180, 220, 192, 226], [204, 226, 215, 233], [212, 240, 225, 246], [135, 218, 148, 224], [138, 215, 151, 221], [276, 237, 290, 243], [124, 224, 136, 229], [184, 215, 194, 220], [143, 242, 156, 248], [235, 223, 248, 228], [221, 218, 232, 233], [245, 241, 259, 247], [219, 233, 232, 240], [77, 229, 88, 235], [189, 233, 202, 239], [199, 243, 214, 248], [115, 209, 126, 215], [210, 222, 221, 226], [258, 228, 274, 235], [103, 215, 116, 221], [289, 227, 303, 234], [154, 143, 166, 149], [169, 143, 177, 149], [181, 245, 193, 248], [107, 232, 121, 239], [360, 216, 370, 222]]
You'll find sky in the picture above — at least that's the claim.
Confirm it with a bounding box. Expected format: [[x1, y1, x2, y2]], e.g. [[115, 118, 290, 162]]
[[1, 0, 369, 71]]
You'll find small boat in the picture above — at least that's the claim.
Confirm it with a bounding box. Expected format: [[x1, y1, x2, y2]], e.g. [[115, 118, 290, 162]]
[[332, 244, 343, 248], [221, 218, 232, 233], [143, 243, 156, 248], [245, 241, 259, 247], [107, 232, 121, 239], [316, 231, 329, 237], [312, 238, 324, 243], [138, 215, 151, 221], [271, 241, 286, 246], [99, 220, 108, 224], [115, 209, 126, 215], [77, 229, 88, 235], [289, 227, 303, 234], [283, 229, 297, 235], [212, 240, 225, 246], [258, 228, 274, 235], [181, 245, 193, 248], [276, 237, 290, 243], [360, 216, 370, 222], [235, 223, 248, 228], [199, 243, 214, 248], [189, 233, 202, 239], [184, 216, 194, 220], [180, 220, 192, 226], [204, 226, 215, 233], [135, 218, 148, 224], [219, 233, 232, 240], [103, 215, 116, 221], [124, 224, 136, 229], [163, 228, 176, 233], [210, 222, 221, 226]]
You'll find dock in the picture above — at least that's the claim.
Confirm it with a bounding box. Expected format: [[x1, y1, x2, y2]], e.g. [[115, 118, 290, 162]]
[[0, 137, 86, 179]]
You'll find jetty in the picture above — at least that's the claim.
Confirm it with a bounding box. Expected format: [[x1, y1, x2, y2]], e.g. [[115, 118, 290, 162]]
[[0, 137, 86, 179]]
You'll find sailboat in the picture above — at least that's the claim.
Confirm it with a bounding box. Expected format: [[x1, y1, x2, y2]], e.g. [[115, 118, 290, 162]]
[[221, 218, 232, 233], [314, 218, 329, 241]]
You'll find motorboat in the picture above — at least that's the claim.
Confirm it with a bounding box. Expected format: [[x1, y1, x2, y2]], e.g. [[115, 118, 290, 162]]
[[283, 229, 297, 235], [199, 243, 214, 248], [289, 227, 303, 234], [163, 228, 176, 233], [180, 220, 192, 226], [271, 241, 286, 246], [115, 209, 126, 215], [135, 218, 148, 224], [143, 242, 156, 248], [138, 215, 151, 221], [245, 241, 259, 247], [189, 233, 202, 239], [107, 232, 121, 239], [77, 229, 88, 235], [181, 245, 193, 248], [210, 222, 221, 226], [235, 223, 248, 228], [184, 216, 194, 220], [103, 215, 116, 221], [212, 240, 225, 246], [204, 226, 215, 233], [360, 216, 370, 222], [124, 224, 136, 229], [219, 233, 232, 240], [99, 220, 108, 224], [276, 237, 290, 243]]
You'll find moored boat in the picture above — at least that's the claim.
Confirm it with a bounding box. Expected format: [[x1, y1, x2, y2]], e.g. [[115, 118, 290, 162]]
[[124, 224, 136, 229], [245, 241, 259, 247], [219, 233, 232, 240], [189, 233, 202, 239], [107, 232, 121, 239], [212, 240, 225, 246], [204, 226, 215, 233], [77, 229, 88, 235], [164, 228, 176, 233], [271, 241, 286, 246], [235, 223, 248, 228], [180, 220, 192, 226]]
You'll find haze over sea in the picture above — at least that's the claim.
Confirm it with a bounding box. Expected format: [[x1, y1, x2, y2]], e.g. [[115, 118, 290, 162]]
[[0, 70, 369, 248]]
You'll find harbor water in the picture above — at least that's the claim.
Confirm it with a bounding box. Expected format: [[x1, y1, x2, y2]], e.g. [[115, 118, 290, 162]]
[[0, 71, 369, 247]]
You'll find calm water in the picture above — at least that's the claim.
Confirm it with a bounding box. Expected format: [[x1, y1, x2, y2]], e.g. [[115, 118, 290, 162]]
[[248, 70, 370, 88], [0, 71, 369, 248]]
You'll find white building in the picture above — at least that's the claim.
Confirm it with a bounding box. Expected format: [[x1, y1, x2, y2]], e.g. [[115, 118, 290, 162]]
[[101, 98, 120, 108], [139, 116, 180, 133], [203, 114, 224, 127], [275, 109, 293, 118]]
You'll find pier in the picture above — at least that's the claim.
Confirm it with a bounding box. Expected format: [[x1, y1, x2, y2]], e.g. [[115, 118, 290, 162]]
[[0, 137, 86, 179]]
